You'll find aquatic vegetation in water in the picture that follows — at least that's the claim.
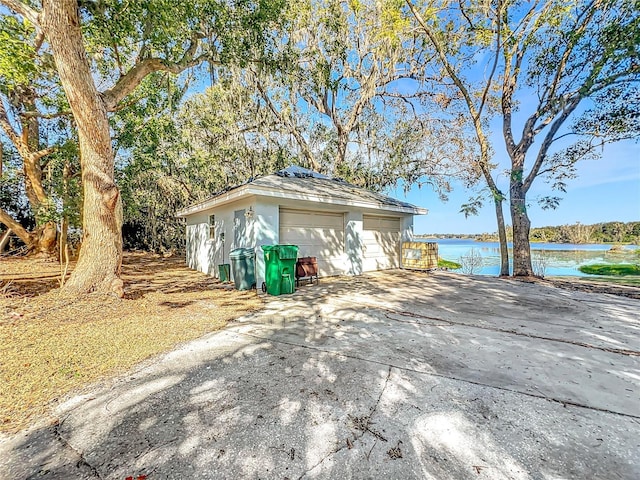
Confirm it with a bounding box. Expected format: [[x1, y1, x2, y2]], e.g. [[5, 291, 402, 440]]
[[578, 264, 640, 276]]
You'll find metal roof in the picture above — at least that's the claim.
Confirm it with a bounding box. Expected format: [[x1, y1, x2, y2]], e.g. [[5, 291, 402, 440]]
[[176, 166, 427, 217]]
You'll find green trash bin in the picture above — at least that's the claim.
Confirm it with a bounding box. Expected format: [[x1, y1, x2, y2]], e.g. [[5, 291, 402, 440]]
[[262, 244, 299, 295], [218, 263, 230, 283], [229, 248, 256, 291]]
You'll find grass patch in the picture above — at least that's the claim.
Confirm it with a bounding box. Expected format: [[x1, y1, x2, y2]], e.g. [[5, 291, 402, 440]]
[[578, 264, 640, 276], [438, 258, 461, 269], [0, 253, 263, 432]]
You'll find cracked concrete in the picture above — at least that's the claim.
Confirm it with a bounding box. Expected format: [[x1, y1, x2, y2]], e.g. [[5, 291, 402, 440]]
[[1, 270, 639, 479]]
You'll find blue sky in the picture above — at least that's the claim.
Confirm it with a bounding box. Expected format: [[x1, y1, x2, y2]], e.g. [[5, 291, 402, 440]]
[[390, 136, 640, 235]]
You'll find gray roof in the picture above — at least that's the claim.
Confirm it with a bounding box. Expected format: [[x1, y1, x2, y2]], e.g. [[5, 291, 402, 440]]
[[177, 166, 427, 217]]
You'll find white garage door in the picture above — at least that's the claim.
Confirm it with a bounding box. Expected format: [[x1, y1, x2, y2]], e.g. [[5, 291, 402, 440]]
[[279, 208, 345, 277], [362, 215, 401, 271]]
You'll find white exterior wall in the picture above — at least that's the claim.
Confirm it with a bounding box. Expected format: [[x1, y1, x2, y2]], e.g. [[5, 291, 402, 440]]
[[401, 215, 414, 241], [185, 198, 257, 279], [344, 211, 363, 275], [186, 211, 216, 277], [254, 200, 279, 289]]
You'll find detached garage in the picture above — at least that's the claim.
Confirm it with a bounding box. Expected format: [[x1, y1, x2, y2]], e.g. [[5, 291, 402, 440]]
[[176, 166, 427, 288]]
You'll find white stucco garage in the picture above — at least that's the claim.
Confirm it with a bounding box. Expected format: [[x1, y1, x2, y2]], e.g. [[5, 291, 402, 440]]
[[176, 166, 427, 288]]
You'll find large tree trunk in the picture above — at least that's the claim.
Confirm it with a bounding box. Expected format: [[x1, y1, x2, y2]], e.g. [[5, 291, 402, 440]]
[[492, 195, 510, 276], [510, 174, 533, 277], [42, 0, 124, 297]]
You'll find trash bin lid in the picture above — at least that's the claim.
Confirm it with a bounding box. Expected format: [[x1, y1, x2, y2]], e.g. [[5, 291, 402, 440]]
[[261, 245, 277, 252], [278, 244, 299, 259], [230, 247, 255, 259]]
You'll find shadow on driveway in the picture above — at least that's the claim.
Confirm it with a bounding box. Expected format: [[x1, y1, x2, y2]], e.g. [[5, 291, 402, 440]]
[[2, 271, 639, 479]]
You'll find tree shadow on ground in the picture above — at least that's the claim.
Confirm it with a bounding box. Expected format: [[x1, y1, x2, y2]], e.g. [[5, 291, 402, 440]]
[[2, 272, 638, 479]]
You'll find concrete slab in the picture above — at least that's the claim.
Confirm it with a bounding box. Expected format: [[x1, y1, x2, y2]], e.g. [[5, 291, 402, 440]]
[[1, 271, 639, 479]]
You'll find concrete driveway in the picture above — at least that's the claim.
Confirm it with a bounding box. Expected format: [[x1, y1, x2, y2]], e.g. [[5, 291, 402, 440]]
[[2, 271, 639, 479]]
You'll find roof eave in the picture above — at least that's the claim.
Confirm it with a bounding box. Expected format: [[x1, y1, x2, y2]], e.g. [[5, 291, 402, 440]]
[[175, 184, 251, 217], [176, 183, 428, 217]]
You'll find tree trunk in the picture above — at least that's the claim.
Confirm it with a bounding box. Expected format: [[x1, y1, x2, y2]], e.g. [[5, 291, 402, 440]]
[[492, 195, 510, 276], [20, 92, 48, 217], [510, 174, 533, 277], [42, 0, 124, 297], [0, 208, 33, 246], [31, 221, 58, 256], [0, 228, 12, 252], [336, 130, 348, 175], [0, 207, 60, 255]]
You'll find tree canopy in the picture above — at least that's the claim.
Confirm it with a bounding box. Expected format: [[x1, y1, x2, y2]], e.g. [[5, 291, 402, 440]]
[[1, 0, 637, 291]]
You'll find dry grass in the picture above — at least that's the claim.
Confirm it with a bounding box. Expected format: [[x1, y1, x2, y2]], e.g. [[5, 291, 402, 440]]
[[0, 252, 263, 433]]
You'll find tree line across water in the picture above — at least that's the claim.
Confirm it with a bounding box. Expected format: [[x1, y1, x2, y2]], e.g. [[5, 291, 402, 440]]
[[422, 221, 640, 245]]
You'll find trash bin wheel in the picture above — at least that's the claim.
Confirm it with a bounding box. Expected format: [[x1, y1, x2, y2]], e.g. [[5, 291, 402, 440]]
[[261, 282, 267, 293]]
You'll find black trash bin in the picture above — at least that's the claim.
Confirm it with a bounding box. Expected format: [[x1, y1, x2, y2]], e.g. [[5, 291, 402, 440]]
[[229, 247, 256, 290]]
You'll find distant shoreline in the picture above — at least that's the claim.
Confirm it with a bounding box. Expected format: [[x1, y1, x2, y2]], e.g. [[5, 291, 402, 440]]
[[416, 220, 640, 245], [416, 235, 638, 246]]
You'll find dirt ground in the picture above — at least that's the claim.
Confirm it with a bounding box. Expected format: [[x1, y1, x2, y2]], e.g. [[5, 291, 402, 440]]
[[542, 276, 640, 299], [0, 252, 263, 433]]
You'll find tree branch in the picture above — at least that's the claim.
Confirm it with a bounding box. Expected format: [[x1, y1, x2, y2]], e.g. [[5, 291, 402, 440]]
[[101, 35, 209, 111], [0, 207, 32, 245], [544, 0, 600, 105], [33, 146, 55, 161], [21, 110, 72, 119], [478, 0, 504, 116], [523, 96, 581, 191], [0, 98, 22, 148], [252, 72, 319, 171], [406, 0, 501, 197], [0, 0, 40, 27]]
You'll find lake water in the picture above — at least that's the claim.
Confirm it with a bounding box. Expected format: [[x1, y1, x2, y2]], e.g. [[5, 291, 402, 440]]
[[431, 238, 639, 277]]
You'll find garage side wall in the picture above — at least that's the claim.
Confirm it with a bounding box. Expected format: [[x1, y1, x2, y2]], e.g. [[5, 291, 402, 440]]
[[185, 211, 219, 277], [185, 199, 257, 279], [401, 215, 414, 241]]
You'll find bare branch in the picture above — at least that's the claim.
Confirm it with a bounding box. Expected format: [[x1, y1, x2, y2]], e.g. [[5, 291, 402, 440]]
[[0, 207, 32, 245], [32, 146, 55, 161]]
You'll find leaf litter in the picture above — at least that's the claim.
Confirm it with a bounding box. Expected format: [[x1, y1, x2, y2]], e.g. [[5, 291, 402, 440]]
[[0, 252, 263, 433]]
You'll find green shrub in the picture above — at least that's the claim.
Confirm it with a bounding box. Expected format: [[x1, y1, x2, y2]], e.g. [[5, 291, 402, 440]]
[[438, 258, 462, 269], [578, 264, 640, 276]]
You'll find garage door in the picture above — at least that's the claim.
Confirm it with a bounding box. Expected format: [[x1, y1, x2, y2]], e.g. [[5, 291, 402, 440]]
[[279, 208, 345, 277], [362, 215, 401, 271]]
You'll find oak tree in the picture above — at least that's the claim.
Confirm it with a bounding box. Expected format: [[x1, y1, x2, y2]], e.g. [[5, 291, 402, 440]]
[[0, 0, 286, 295]]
